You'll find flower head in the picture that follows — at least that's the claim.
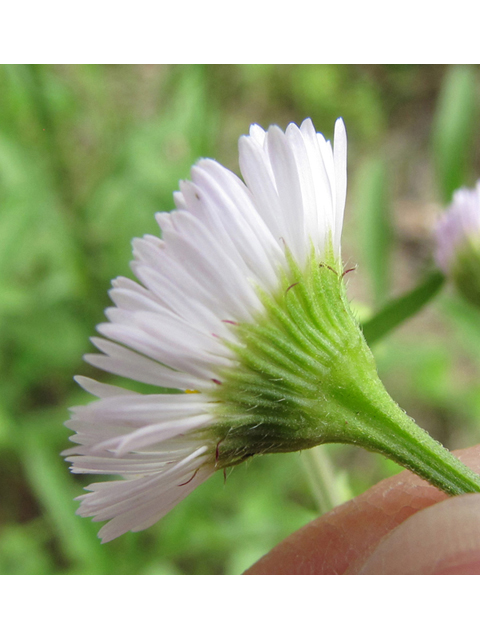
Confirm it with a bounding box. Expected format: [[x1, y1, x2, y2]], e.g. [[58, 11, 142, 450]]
[[64, 118, 351, 541], [65, 119, 480, 543], [435, 181, 480, 307]]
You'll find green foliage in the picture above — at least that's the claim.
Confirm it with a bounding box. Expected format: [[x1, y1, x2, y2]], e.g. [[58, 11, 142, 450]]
[[432, 65, 478, 202], [2, 64, 480, 574], [354, 156, 392, 305], [361, 271, 445, 345]]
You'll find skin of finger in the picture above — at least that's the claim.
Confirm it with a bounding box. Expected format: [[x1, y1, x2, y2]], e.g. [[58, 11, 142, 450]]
[[245, 445, 480, 575], [357, 493, 480, 574]]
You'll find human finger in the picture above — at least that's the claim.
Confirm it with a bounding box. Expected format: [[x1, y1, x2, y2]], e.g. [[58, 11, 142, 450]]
[[245, 445, 480, 574]]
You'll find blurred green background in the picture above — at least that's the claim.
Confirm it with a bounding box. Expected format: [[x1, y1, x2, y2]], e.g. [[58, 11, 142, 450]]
[[1, 64, 480, 575]]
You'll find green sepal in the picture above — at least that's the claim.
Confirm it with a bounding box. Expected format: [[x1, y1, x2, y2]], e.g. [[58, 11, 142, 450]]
[[198, 246, 480, 496], [451, 239, 480, 309]]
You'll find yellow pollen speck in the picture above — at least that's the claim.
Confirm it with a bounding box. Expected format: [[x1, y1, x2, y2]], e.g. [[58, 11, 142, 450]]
[[185, 389, 200, 394]]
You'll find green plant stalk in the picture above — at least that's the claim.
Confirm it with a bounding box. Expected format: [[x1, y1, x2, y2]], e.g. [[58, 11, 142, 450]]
[[202, 248, 480, 496], [302, 446, 348, 513], [325, 346, 480, 495], [306, 268, 445, 512]]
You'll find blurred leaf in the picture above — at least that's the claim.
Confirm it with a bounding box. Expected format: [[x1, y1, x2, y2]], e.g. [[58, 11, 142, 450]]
[[85, 65, 220, 280], [0, 522, 53, 574], [0, 401, 13, 447], [20, 421, 110, 574], [362, 271, 445, 345], [441, 294, 480, 364], [432, 65, 478, 202], [354, 156, 392, 305], [289, 65, 386, 142]]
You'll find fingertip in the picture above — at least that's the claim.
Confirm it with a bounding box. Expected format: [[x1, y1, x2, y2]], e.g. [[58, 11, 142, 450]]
[[357, 493, 480, 574]]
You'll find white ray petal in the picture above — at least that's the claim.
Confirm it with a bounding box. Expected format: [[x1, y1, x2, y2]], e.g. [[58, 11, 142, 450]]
[[333, 118, 347, 253], [266, 125, 308, 263], [238, 134, 286, 242], [131, 238, 234, 320], [96, 321, 226, 381], [191, 162, 283, 289], [85, 337, 203, 390], [74, 375, 139, 399], [71, 391, 210, 422], [248, 123, 266, 145], [104, 414, 212, 456], [97, 465, 214, 542], [285, 123, 319, 250], [155, 212, 262, 321]]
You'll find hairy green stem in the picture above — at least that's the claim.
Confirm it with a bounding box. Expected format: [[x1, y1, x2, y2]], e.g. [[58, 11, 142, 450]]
[[329, 372, 480, 495], [208, 249, 480, 499]]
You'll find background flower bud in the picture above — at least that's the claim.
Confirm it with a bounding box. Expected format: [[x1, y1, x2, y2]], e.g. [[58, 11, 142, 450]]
[[435, 182, 480, 308]]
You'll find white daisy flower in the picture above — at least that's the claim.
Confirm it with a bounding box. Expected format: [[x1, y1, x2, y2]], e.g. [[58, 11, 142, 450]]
[[64, 118, 348, 542], [65, 119, 480, 543]]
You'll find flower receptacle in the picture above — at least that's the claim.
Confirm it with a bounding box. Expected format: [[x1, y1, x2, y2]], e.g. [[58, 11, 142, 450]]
[[208, 249, 480, 495], [451, 238, 480, 308]]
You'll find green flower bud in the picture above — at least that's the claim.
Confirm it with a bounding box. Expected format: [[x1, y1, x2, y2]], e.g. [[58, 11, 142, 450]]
[[436, 181, 480, 307]]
